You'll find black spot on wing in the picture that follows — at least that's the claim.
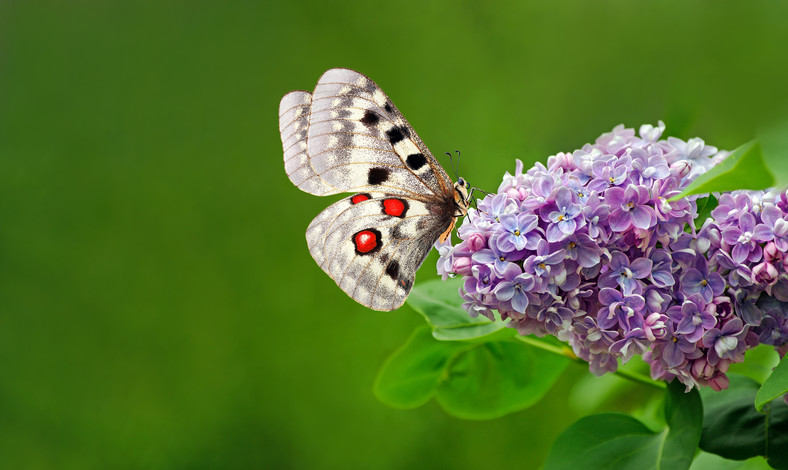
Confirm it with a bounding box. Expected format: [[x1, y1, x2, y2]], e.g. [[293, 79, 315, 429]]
[[361, 110, 380, 127], [385, 260, 400, 280], [406, 153, 427, 170], [368, 167, 390, 185], [384, 102, 394, 114], [400, 277, 413, 292], [385, 126, 409, 145]]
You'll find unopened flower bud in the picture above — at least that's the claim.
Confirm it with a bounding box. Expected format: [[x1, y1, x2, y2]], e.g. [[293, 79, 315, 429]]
[[670, 161, 692, 178]]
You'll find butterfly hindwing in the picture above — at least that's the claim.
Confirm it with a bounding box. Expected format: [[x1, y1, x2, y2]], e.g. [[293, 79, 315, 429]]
[[279, 68, 454, 199], [306, 193, 453, 311]]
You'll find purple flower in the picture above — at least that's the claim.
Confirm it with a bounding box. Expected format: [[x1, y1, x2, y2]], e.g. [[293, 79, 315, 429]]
[[543, 187, 584, 242], [478, 193, 518, 223], [631, 151, 670, 181], [721, 212, 763, 264], [497, 213, 541, 252], [649, 249, 675, 288], [701, 318, 748, 366], [523, 240, 566, 284], [601, 251, 652, 295], [463, 263, 494, 296], [606, 184, 658, 232], [597, 288, 646, 332], [755, 315, 788, 346], [493, 264, 535, 313], [588, 156, 629, 192], [472, 234, 524, 275], [680, 256, 725, 303], [582, 194, 610, 242], [552, 232, 602, 269], [754, 205, 788, 250], [659, 323, 704, 369], [668, 296, 716, 343]]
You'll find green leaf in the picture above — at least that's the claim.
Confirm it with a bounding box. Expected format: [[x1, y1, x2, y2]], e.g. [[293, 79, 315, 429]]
[[373, 327, 474, 409], [670, 141, 774, 201], [544, 381, 702, 470], [689, 452, 772, 470], [728, 344, 781, 385], [700, 374, 788, 469], [407, 278, 509, 341], [662, 380, 704, 470], [756, 354, 788, 412], [435, 339, 568, 420], [694, 195, 718, 230], [374, 327, 568, 419]]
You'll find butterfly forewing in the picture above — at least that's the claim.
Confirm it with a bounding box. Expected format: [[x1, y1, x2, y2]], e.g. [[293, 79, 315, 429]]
[[280, 68, 464, 311], [280, 68, 454, 198], [306, 193, 453, 311], [280, 91, 337, 195]]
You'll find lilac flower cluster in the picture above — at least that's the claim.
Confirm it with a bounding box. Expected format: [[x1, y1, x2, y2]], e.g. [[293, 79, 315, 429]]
[[437, 122, 788, 391]]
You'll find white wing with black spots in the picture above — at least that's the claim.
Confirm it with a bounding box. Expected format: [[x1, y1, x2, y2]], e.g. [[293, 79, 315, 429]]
[[306, 193, 452, 311], [279, 68, 454, 199]]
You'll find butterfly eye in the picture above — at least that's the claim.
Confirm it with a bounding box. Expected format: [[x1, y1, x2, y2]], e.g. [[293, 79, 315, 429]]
[[458, 177, 466, 187]]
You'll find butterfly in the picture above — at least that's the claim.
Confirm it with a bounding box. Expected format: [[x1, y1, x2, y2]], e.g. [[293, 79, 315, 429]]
[[279, 68, 471, 311]]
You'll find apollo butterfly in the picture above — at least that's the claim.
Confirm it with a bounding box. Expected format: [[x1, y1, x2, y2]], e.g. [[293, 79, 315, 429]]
[[279, 68, 471, 311]]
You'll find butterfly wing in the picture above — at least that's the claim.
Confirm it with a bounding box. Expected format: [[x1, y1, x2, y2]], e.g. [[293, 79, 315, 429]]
[[279, 68, 454, 201], [307, 193, 453, 311]]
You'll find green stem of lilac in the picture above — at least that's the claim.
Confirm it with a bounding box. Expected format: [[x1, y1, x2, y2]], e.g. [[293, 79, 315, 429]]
[[514, 335, 666, 390]]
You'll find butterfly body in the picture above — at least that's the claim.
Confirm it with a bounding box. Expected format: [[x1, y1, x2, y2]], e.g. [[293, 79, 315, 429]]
[[279, 69, 469, 311]]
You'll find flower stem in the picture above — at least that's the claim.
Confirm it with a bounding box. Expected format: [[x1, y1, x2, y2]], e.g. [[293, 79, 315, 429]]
[[514, 335, 666, 390]]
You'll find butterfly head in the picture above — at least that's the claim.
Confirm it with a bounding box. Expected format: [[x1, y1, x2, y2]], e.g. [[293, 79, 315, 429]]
[[453, 177, 471, 217]]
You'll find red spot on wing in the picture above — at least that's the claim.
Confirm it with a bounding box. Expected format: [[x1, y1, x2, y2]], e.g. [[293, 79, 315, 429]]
[[351, 193, 371, 204], [354, 230, 378, 253], [383, 198, 406, 217]]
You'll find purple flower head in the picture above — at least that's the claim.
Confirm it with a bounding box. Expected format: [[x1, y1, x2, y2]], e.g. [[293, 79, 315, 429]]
[[606, 184, 658, 232], [446, 122, 787, 391], [497, 213, 541, 252]]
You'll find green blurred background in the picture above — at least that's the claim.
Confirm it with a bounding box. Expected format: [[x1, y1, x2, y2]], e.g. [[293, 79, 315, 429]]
[[2, 1, 787, 468]]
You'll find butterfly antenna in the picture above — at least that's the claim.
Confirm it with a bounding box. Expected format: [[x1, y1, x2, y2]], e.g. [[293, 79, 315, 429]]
[[445, 152, 460, 180]]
